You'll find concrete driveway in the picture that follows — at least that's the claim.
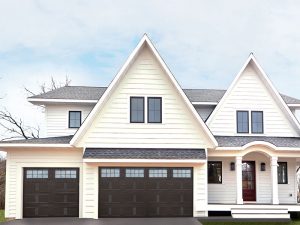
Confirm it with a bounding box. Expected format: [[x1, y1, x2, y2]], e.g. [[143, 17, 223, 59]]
[[1, 218, 201, 225]]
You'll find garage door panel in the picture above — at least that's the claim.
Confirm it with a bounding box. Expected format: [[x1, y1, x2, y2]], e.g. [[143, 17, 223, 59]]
[[99, 167, 193, 218], [23, 168, 79, 218]]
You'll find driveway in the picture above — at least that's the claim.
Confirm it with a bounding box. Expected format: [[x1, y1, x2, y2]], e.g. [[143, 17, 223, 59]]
[[2, 218, 201, 225]]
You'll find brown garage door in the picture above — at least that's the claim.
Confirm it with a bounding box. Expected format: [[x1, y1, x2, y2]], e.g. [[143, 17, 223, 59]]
[[99, 167, 193, 217], [23, 168, 79, 217]]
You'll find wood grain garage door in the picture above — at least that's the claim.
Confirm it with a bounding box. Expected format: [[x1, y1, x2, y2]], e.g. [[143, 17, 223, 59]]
[[99, 167, 193, 218], [23, 168, 79, 217]]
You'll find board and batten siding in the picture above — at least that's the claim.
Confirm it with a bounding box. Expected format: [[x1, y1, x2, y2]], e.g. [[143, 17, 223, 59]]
[[77, 45, 212, 148], [4, 148, 83, 219], [208, 63, 299, 137], [45, 104, 95, 137]]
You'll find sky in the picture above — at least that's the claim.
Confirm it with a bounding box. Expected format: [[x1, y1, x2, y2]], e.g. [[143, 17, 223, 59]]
[[1, 0, 300, 140]]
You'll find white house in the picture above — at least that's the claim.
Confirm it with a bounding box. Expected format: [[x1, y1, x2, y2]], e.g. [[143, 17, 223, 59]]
[[1, 35, 300, 220]]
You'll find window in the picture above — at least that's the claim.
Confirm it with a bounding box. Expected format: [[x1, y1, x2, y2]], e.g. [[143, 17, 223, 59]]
[[130, 97, 144, 123], [69, 111, 81, 128], [148, 97, 162, 123], [101, 168, 120, 177], [125, 169, 144, 178], [237, 111, 249, 133], [208, 162, 222, 183], [149, 169, 168, 178], [55, 169, 77, 179], [172, 169, 192, 178], [278, 162, 288, 184], [251, 111, 263, 134], [26, 169, 48, 179]]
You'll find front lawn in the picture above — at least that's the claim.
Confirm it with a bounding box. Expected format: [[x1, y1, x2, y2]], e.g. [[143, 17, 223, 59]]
[[201, 221, 300, 225], [0, 210, 5, 222]]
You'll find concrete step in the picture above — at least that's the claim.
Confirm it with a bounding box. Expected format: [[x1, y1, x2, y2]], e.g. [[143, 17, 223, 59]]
[[231, 208, 290, 219]]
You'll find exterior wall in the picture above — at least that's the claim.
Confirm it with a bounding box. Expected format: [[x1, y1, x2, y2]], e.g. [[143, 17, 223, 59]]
[[4, 148, 83, 219], [78, 46, 212, 148], [208, 63, 299, 137], [45, 104, 95, 137], [208, 157, 236, 204], [194, 163, 208, 217]]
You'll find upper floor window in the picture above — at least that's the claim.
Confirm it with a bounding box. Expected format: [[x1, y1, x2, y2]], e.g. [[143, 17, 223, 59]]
[[69, 111, 81, 128], [278, 162, 288, 184], [130, 97, 144, 123], [208, 161, 222, 184], [251, 111, 263, 134], [148, 97, 162, 123], [237, 111, 249, 133]]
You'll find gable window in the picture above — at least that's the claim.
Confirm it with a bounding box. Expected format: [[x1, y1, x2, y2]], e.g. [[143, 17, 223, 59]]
[[278, 162, 288, 184], [251, 111, 263, 134], [208, 161, 222, 184], [148, 97, 162, 123], [69, 111, 81, 128], [130, 97, 144, 123], [237, 111, 249, 133]]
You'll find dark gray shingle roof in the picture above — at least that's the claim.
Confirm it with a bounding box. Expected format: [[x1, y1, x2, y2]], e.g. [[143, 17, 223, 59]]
[[28, 86, 300, 104], [83, 148, 206, 159], [215, 136, 300, 148], [1, 135, 73, 144]]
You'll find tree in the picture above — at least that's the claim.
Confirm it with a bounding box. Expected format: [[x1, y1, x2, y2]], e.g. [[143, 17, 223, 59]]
[[0, 76, 71, 141]]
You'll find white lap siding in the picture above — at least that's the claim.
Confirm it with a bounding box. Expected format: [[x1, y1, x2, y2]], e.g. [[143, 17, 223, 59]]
[[208, 157, 236, 204], [4, 148, 83, 219], [194, 163, 208, 217]]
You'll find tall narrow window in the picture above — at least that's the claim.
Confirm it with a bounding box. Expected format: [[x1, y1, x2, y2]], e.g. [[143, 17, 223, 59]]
[[208, 161, 222, 183], [148, 97, 162, 123], [251, 111, 263, 134], [278, 162, 288, 184], [69, 111, 81, 128], [130, 97, 144, 123], [237, 111, 249, 133]]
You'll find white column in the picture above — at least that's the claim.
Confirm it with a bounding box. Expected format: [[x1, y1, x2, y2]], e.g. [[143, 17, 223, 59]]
[[271, 156, 279, 204], [236, 156, 243, 204]]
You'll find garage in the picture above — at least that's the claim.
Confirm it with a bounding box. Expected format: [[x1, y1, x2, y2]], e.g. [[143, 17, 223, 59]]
[[23, 168, 79, 217], [99, 167, 193, 217]]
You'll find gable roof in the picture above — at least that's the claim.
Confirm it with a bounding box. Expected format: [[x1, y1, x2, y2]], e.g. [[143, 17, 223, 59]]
[[27, 86, 300, 105], [70, 34, 218, 147], [206, 54, 300, 134]]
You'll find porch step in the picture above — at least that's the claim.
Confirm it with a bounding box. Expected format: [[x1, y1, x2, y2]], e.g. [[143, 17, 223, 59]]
[[231, 208, 290, 219]]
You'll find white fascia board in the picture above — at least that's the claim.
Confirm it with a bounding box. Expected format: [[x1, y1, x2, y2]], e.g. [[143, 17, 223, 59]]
[[28, 98, 98, 104], [192, 102, 218, 105], [287, 104, 300, 108], [0, 144, 72, 148], [83, 158, 206, 163]]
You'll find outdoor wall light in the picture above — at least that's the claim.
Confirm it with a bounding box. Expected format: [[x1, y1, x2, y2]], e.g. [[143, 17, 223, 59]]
[[230, 162, 235, 171], [261, 162, 266, 171]]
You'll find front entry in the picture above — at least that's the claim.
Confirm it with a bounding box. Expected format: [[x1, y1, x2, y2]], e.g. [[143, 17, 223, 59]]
[[242, 161, 256, 201]]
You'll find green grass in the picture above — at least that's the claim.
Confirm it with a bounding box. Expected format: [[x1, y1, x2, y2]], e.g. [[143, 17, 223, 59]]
[[0, 210, 5, 222], [201, 221, 300, 225]]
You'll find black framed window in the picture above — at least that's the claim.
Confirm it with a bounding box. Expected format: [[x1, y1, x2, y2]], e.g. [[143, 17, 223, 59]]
[[148, 97, 162, 123], [69, 111, 81, 128], [55, 169, 77, 179], [237, 111, 249, 133], [130, 97, 144, 123], [278, 162, 288, 184], [208, 161, 222, 183], [172, 169, 192, 178], [101, 168, 120, 178], [149, 169, 168, 178], [125, 169, 144, 178], [26, 169, 48, 179], [251, 111, 263, 134]]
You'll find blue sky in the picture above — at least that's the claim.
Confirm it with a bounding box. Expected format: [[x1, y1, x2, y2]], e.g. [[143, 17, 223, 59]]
[[1, 0, 300, 138]]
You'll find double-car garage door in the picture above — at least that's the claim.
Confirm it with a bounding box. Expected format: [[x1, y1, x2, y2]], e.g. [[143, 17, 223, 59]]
[[23, 167, 193, 218], [23, 168, 79, 217], [99, 167, 193, 217]]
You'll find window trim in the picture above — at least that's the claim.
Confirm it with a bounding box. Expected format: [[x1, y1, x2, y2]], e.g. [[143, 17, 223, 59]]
[[125, 168, 145, 178], [147, 97, 162, 123], [208, 161, 222, 184], [148, 168, 168, 178], [68, 111, 82, 128], [278, 162, 288, 184], [100, 168, 120, 178], [172, 168, 192, 178], [236, 110, 249, 134], [251, 111, 264, 134], [130, 97, 145, 123]]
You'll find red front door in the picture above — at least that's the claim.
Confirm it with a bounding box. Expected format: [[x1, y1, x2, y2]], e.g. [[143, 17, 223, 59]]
[[242, 161, 256, 201]]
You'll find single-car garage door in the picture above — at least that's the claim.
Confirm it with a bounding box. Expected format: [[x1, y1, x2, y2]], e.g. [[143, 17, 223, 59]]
[[99, 167, 193, 217], [23, 168, 79, 217]]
